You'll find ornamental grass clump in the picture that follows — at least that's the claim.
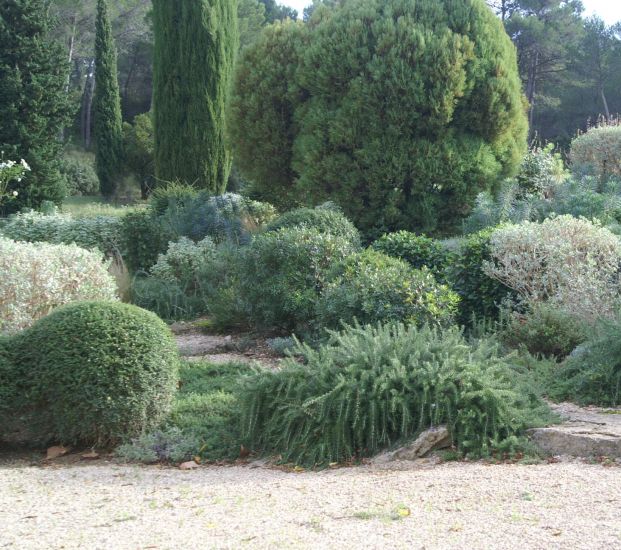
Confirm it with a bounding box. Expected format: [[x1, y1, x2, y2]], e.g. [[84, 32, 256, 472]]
[[240, 323, 551, 467]]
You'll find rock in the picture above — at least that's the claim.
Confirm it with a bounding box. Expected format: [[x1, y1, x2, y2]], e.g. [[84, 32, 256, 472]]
[[81, 451, 100, 460], [372, 426, 451, 463], [46, 446, 69, 460], [529, 402, 621, 458], [179, 461, 199, 470]]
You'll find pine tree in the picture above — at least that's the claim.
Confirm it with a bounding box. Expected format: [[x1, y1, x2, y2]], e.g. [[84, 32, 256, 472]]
[[152, 0, 238, 193], [0, 0, 72, 213], [93, 0, 123, 199]]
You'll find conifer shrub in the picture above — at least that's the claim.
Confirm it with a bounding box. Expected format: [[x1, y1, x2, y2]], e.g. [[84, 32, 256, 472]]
[[230, 0, 527, 235], [316, 250, 459, 330], [119, 209, 172, 272], [9, 302, 179, 446], [267, 204, 360, 246], [371, 231, 451, 282], [235, 227, 359, 332], [240, 323, 551, 466]]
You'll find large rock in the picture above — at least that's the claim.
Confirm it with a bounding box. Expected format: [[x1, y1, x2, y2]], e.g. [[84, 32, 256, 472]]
[[372, 426, 451, 463], [529, 402, 621, 458]]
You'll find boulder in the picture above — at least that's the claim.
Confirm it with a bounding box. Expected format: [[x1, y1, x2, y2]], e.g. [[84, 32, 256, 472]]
[[372, 426, 451, 463]]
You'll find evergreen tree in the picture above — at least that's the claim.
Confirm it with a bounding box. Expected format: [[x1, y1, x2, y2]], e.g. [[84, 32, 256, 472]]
[[152, 0, 238, 193], [93, 0, 123, 199], [0, 0, 72, 213]]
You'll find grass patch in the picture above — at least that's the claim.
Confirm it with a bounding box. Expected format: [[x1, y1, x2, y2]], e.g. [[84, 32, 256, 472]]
[[61, 196, 146, 219]]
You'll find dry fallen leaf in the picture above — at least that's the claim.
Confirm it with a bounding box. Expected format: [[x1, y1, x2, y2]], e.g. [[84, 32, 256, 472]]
[[46, 446, 69, 460], [239, 445, 251, 458]]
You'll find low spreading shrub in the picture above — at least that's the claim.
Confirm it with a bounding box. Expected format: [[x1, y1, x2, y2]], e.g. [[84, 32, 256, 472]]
[[316, 250, 459, 330], [118, 360, 254, 463], [235, 227, 359, 332], [552, 317, 621, 407], [267, 204, 360, 246], [484, 216, 621, 322], [371, 231, 451, 282], [500, 305, 588, 359], [0, 238, 117, 334], [446, 228, 513, 325], [240, 323, 551, 467], [8, 302, 179, 446]]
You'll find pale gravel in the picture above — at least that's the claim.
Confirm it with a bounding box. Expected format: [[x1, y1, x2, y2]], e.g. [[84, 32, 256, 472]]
[[1, 461, 621, 549]]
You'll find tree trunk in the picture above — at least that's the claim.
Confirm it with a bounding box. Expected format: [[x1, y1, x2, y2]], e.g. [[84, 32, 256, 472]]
[[600, 85, 611, 121], [81, 59, 96, 149], [526, 51, 539, 138]]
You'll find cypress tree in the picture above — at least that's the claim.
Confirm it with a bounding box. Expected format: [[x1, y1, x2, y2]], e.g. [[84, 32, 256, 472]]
[[0, 0, 72, 213], [152, 0, 238, 193], [93, 0, 123, 199]]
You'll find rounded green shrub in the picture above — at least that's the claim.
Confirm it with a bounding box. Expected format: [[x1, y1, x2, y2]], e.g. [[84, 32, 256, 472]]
[[237, 226, 359, 332], [446, 227, 513, 325], [267, 204, 360, 245], [59, 155, 100, 196], [230, 0, 527, 235], [0, 336, 15, 419], [316, 250, 459, 330], [240, 323, 551, 466], [570, 124, 621, 182], [371, 231, 451, 282], [10, 302, 180, 446], [120, 209, 172, 272]]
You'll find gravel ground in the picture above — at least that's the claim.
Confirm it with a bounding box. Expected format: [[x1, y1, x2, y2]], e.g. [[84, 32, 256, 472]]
[[1, 460, 620, 549]]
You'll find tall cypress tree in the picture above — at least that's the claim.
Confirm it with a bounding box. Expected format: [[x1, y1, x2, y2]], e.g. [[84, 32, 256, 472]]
[[93, 0, 123, 199], [152, 0, 238, 193], [0, 0, 72, 213]]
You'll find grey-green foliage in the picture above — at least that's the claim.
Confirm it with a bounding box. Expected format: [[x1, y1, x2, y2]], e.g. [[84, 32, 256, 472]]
[[152, 0, 238, 192], [240, 323, 552, 466]]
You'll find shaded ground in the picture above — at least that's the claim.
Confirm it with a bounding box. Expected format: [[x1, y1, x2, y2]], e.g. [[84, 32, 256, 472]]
[[1, 459, 620, 549]]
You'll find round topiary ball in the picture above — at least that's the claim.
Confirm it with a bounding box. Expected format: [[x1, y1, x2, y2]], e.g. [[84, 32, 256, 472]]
[[11, 302, 180, 446]]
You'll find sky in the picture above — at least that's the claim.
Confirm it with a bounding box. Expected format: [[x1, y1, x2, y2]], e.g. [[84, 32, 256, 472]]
[[280, 0, 621, 25]]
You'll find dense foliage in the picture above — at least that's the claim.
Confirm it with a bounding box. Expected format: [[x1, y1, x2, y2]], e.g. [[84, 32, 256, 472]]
[[316, 250, 459, 330], [231, 0, 527, 236], [0, 237, 117, 334], [93, 0, 124, 198], [240, 323, 551, 466], [0, 0, 72, 212], [152, 0, 238, 192], [570, 123, 621, 183]]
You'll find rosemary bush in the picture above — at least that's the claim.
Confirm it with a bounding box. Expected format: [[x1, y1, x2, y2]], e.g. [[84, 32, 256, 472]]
[[240, 323, 551, 466]]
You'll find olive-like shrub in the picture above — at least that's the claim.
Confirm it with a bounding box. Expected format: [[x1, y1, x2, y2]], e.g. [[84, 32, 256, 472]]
[[0, 238, 117, 334], [316, 250, 459, 330], [240, 323, 551, 466], [8, 302, 179, 445], [230, 0, 527, 235], [484, 216, 621, 322], [267, 204, 360, 246], [235, 227, 359, 332], [571, 123, 621, 182]]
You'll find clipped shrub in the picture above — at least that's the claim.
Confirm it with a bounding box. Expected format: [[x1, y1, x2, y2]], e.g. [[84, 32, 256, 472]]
[[59, 154, 100, 196], [446, 228, 513, 325], [571, 123, 621, 182], [10, 302, 179, 445], [1, 209, 124, 257], [316, 250, 459, 330], [371, 231, 451, 282], [240, 323, 551, 466], [0, 336, 15, 418], [500, 305, 588, 359], [0, 238, 117, 334], [267, 204, 360, 246], [554, 316, 621, 406], [236, 227, 359, 332], [484, 216, 621, 322]]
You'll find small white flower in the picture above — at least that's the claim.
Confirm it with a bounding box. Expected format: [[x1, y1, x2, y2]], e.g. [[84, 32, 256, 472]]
[[20, 159, 30, 171], [12, 190, 18, 197]]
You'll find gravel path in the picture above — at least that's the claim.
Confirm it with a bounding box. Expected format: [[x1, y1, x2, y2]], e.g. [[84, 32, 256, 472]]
[[1, 460, 620, 549]]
